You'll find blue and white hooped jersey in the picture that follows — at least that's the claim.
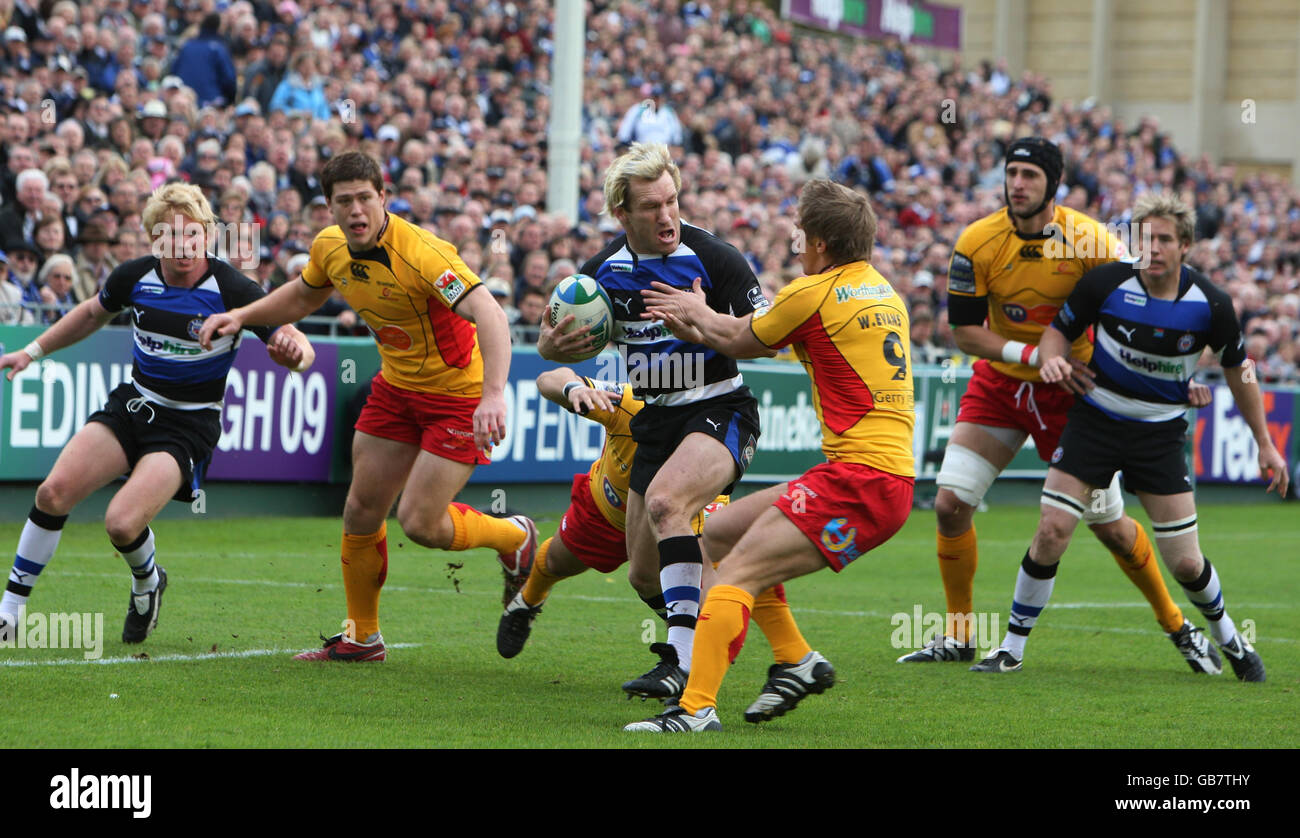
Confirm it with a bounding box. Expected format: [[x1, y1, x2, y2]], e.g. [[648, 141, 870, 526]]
[[1052, 262, 1245, 422], [98, 256, 275, 410], [580, 223, 766, 405]]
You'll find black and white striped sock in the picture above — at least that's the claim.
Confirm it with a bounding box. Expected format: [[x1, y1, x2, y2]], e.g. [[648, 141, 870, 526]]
[[114, 528, 159, 596], [1179, 557, 1236, 645], [1005, 551, 1058, 658], [1, 506, 69, 618]]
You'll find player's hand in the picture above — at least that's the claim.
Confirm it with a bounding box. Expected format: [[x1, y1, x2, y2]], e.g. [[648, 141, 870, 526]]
[[1259, 443, 1290, 497], [474, 389, 508, 453], [657, 308, 706, 344], [267, 325, 313, 371], [567, 383, 615, 415], [1188, 380, 1212, 408], [537, 313, 596, 361], [642, 277, 707, 322], [0, 350, 33, 382], [1064, 358, 1096, 394], [643, 278, 709, 342], [1039, 355, 1073, 385], [198, 311, 243, 349]]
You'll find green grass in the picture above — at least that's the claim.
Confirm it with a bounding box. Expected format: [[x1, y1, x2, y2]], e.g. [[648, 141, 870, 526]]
[[2, 503, 1295, 748]]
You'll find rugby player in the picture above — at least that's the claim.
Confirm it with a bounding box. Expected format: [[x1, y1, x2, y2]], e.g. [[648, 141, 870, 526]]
[[0, 183, 312, 643], [200, 151, 534, 661], [627, 178, 914, 731], [539, 143, 767, 699], [904, 138, 1219, 673], [972, 192, 1286, 680], [495, 367, 728, 658]]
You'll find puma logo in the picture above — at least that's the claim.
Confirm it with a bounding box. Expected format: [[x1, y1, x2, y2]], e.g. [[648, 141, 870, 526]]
[[705, 418, 721, 431], [613, 297, 633, 315], [1116, 324, 1135, 342]]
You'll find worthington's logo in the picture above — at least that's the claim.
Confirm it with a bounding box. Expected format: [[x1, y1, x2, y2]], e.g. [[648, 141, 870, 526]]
[[1119, 348, 1183, 375], [49, 769, 151, 818], [834, 283, 893, 304]]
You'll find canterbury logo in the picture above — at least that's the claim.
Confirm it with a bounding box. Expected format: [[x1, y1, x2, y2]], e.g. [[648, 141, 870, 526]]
[[349, 262, 369, 280]]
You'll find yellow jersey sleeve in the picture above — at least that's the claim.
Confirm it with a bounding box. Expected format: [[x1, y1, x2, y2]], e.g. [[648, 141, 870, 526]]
[[750, 277, 831, 348]]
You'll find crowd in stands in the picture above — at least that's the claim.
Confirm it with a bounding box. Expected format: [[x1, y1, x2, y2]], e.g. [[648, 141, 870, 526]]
[[0, 0, 1296, 382]]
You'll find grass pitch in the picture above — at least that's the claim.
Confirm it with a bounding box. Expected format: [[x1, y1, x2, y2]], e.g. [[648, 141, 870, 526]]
[[2, 502, 1295, 749]]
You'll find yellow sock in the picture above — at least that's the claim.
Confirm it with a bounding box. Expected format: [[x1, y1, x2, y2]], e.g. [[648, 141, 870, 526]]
[[1110, 519, 1184, 633], [520, 537, 562, 606], [447, 502, 526, 553], [341, 523, 387, 641], [937, 526, 978, 642], [752, 584, 812, 664], [680, 584, 754, 715]]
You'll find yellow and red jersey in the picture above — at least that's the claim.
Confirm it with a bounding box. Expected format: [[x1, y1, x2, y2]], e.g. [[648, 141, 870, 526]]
[[302, 213, 484, 396], [947, 205, 1124, 381], [749, 262, 915, 478], [576, 379, 725, 532]]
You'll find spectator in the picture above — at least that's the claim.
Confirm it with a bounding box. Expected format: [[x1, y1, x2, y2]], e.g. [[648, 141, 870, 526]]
[[36, 253, 78, 323], [72, 222, 119, 302], [514, 286, 547, 344], [616, 83, 683, 148], [170, 13, 237, 107], [242, 31, 291, 114], [3, 239, 43, 308], [33, 214, 68, 259], [0, 168, 47, 242], [269, 51, 330, 122], [0, 250, 36, 325]]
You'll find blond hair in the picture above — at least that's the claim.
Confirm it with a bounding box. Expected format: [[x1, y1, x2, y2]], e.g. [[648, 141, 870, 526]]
[[602, 142, 681, 214], [1132, 190, 1196, 245], [142, 182, 217, 235]]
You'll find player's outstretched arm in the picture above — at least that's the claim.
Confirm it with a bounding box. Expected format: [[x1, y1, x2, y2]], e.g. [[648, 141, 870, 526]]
[[642, 278, 775, 359], [199, 279, 331, 349], [455, 286, 510, 451], [265, 323, 316, 373], [0, 297, 116, 381], [1223, 362, 1290, 497], [537, 367, 615, 415]]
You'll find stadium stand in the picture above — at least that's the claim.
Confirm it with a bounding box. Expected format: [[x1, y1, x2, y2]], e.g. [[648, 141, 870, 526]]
[[0, 0, 1295, 382]]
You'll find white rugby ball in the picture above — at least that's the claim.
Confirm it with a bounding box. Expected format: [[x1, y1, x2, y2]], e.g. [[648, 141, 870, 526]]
[[547, 274, 614, 361]]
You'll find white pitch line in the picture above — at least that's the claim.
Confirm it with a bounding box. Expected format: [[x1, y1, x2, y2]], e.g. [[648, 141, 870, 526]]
[[0, 642, 423, 668]]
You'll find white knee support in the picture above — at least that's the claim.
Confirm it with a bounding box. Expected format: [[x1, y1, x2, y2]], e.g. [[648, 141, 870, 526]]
[[1081, 472, 1124, 525], [936, 444, 1001, 507], [1151, 514, 1198, 540]]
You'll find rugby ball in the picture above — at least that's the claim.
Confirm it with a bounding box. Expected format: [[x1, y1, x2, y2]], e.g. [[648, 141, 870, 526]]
[[547, 274, 613, 360]]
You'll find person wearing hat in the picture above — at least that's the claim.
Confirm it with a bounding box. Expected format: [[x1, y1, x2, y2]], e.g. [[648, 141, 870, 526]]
[[903, 136, 1217, 673], [0, 249, 36, 325], [3, 237, 44, 306], [73, 221, 119, 302], [615, 82, 682, 149], [138, 98, 169, 142]]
